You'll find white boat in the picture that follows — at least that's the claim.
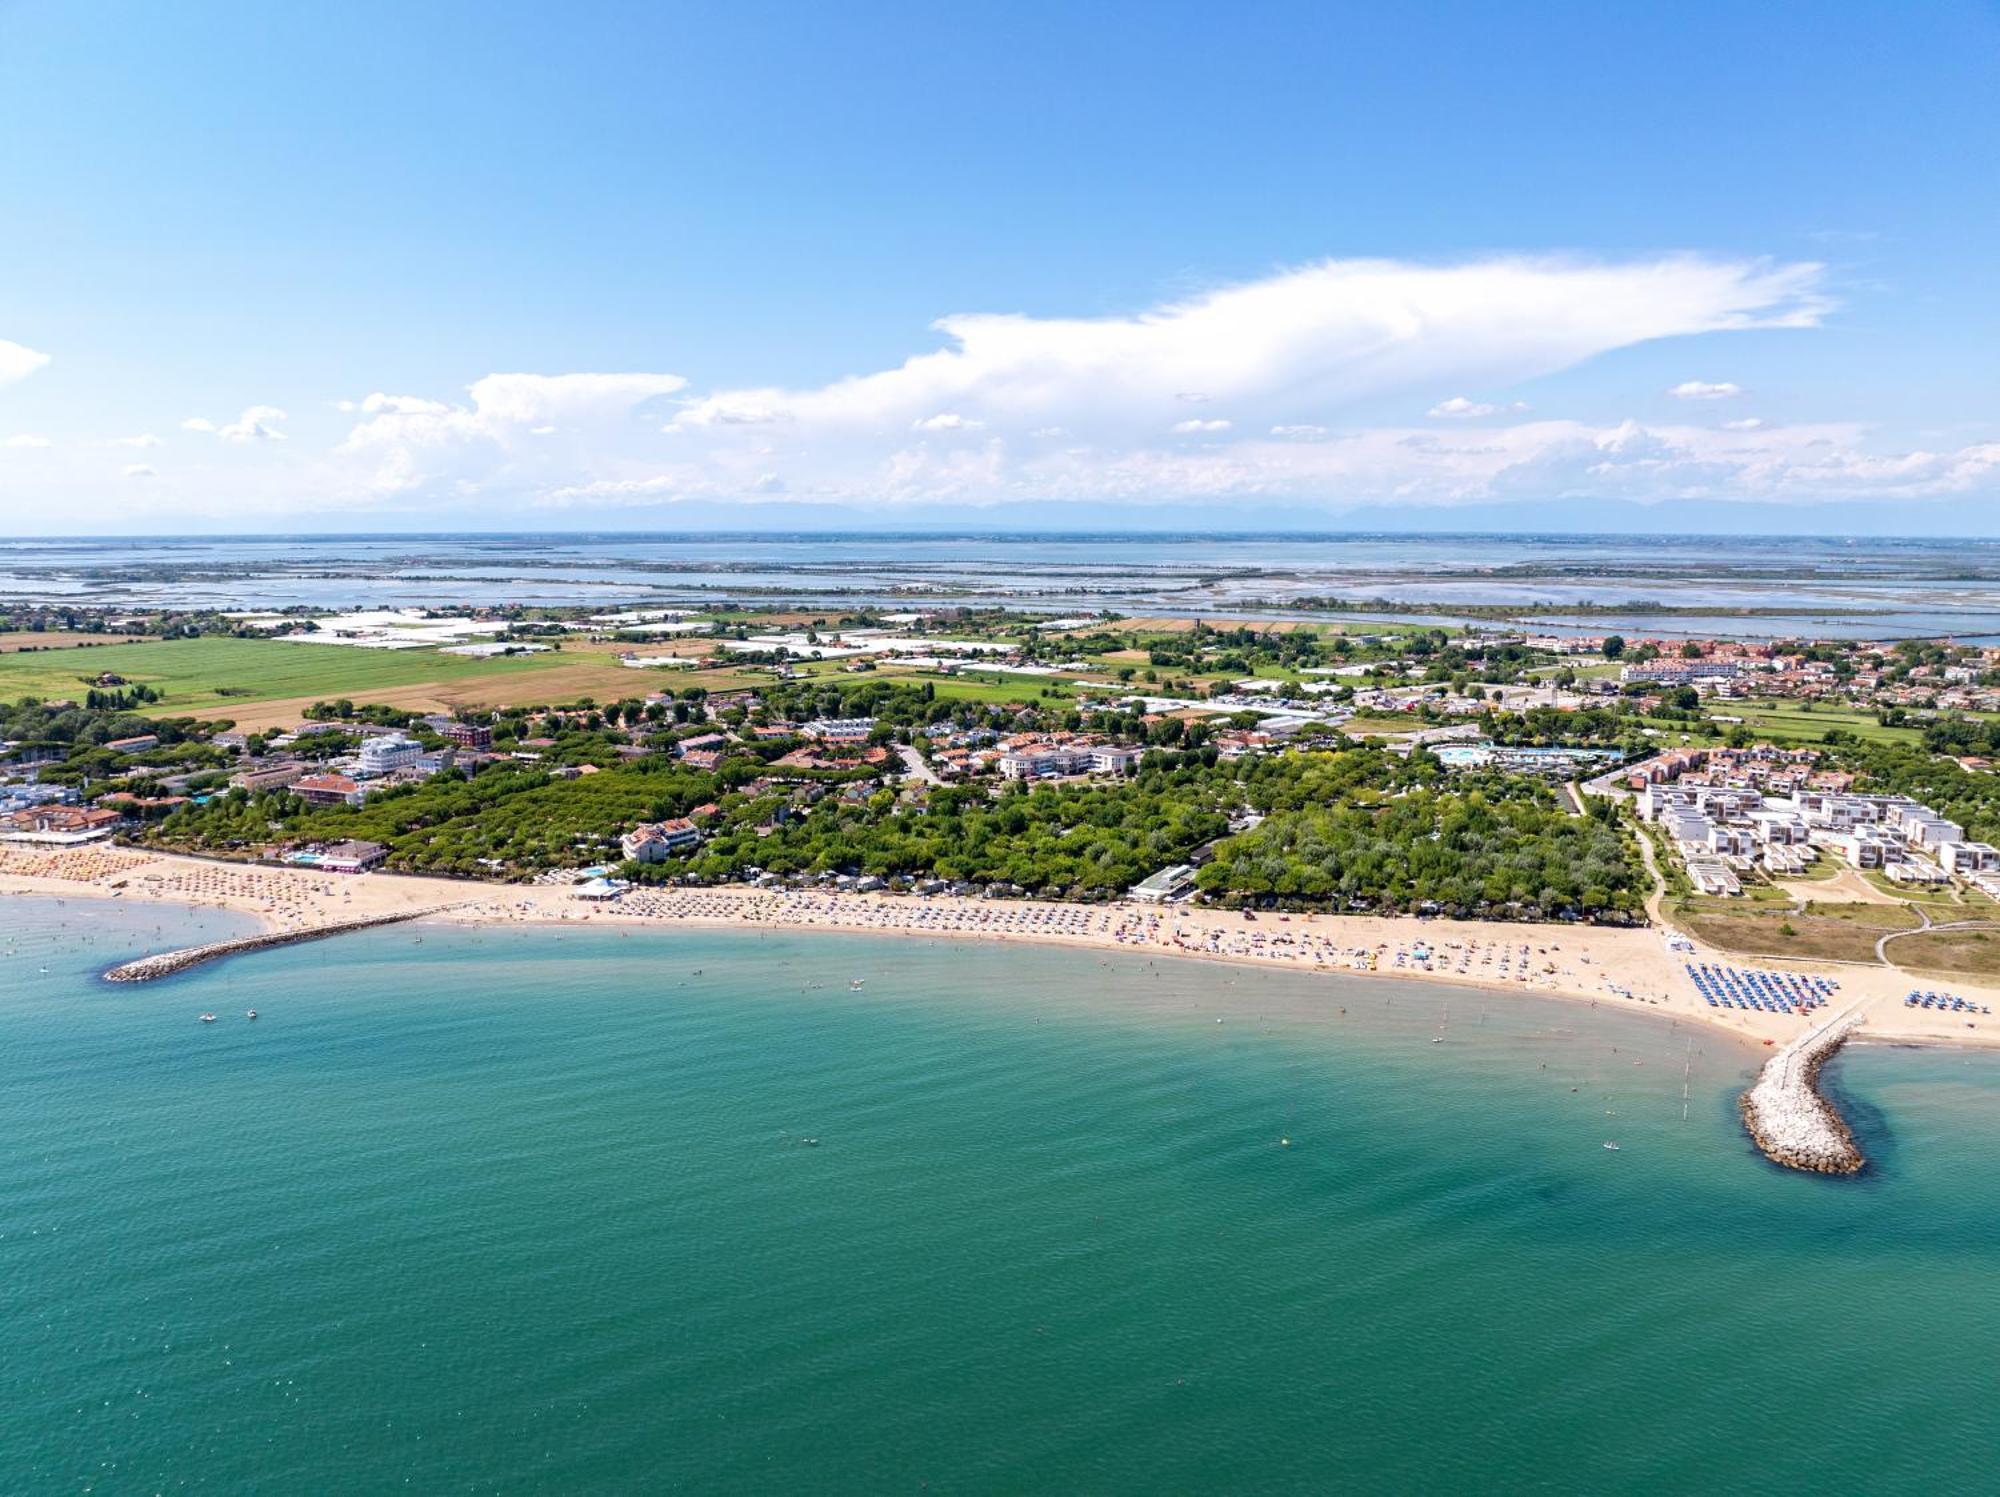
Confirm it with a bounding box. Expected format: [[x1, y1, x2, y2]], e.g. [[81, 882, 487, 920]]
[[1603, 1141, 1620, 1151], [199, 1013, 217, 1023]]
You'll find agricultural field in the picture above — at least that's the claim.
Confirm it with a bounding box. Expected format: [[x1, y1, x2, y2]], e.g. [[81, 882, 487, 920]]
[[0, 630, 152, 653], [0, 637, 634, 718], [1718, 699, 1926, 747], [889, 670, 1080, 706]]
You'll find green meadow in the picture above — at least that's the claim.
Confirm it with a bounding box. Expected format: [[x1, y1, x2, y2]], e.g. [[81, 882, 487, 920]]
[[0, 636, 573, 712]]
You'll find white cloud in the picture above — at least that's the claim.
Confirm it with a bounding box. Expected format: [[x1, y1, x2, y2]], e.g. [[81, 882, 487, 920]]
[[337, 392, 453, 416], [218, 406, 289, 443], [123, 464, 157, 479], [0, 338, 51, 385], [1722, 417, 1765, 431], [182, 407, 290, 443], [109, 433, 163, 448], [337, 371, 689, 494], [4, 433, 53, 449], [41, 253, 1897, 521], [1428, 396, 1531, 419], [670, 255, 1825, 443], [1668, 379, 1744, 401]]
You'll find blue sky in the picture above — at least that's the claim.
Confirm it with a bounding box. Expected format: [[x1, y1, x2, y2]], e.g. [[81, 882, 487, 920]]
[[2, 0, 1998, 531]]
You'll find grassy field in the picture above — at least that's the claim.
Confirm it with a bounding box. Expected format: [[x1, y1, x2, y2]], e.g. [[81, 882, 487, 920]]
[[895, 670, 1079, 705], [1340, 714, 1417, 737], [1893, 926, 2000, 981], [0, 637, 631, 716], [1677, 901, 1922, 964], [1717, 699, 1925, 747]]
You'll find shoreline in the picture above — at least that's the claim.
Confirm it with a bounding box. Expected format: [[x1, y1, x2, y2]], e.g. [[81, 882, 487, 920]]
[[7, 844, 2000, 1053]]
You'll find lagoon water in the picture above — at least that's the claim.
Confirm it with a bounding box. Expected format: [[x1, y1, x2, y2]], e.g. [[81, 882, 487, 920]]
[[10, 531, 2000, 638], [6, 897, 2000, 1493]]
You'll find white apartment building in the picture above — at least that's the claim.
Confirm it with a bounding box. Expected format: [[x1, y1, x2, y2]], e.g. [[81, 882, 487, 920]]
[[1941, 841, 2000, 875], [357, 734, 424, 775]]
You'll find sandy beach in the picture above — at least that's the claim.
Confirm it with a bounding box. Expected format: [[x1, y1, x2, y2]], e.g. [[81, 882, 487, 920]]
[[4, 844, 1996, 1051]]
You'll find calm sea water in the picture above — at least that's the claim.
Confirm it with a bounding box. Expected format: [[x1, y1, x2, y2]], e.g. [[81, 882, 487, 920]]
[[5, 897, 2000, 1494]]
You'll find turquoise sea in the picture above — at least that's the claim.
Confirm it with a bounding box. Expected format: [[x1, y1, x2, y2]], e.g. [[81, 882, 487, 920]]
[[5, 896, 2000, 1494]]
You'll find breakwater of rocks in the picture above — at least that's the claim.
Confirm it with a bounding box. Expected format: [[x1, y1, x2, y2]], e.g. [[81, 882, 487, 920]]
[[102, 907, 448, 983], [1739, 1008, 1866, 1175]]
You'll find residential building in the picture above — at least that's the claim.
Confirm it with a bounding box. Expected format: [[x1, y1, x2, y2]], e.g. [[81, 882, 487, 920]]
[[230, 761, 308, 794], [443, 721, 493, 750], [1831, 831, 1894, 869], [621, 817, 703, 862], [1941, 842, 2000, 875], [357, 735, 424, 776], [998, 740, 1143, 779], [319, 839, 388, 873], [293, 772, 366, 808], [803, 717, 877, 744], [0, 805, 123, 844]]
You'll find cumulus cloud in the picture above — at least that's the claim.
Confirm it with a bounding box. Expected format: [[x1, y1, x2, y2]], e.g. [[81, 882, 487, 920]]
[[219, 406, 289, 443], [101, 252, 1933, 519], [0, 338, 51, 385], [337, 393, 453, 416], [668, 255, 1823, 446], [337, 371, 689, 494], [1668, 379, 1744, 401], [123, 464, 157, 479], [181, 407, 290, 442], [4, 433, 53, 449], [1722, 417, 1765, 431], [109, 433, 162, 448]]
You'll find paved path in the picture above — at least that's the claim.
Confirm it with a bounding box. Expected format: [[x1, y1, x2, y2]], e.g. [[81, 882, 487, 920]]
[[1877, 901, 1934, 962]]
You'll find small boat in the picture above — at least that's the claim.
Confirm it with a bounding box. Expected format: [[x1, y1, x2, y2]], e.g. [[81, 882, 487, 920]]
[[245, 1010, 258, 1020], [1603, 1141, 1620, 1151], [199, 1013, 217, 1023], [850, 979, 865, 990]]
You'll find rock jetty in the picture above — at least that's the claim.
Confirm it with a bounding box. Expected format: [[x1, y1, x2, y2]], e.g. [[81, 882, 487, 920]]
[[102, 907, 448, 983], [1739, 1007, 1866, 1174]]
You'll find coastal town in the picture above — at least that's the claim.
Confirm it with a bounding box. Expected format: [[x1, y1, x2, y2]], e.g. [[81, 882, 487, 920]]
[[7, 602, 2000, 1082]]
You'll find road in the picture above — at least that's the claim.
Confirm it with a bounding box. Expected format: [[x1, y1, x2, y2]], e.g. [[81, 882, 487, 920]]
[[895, 743, 941, 785]]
